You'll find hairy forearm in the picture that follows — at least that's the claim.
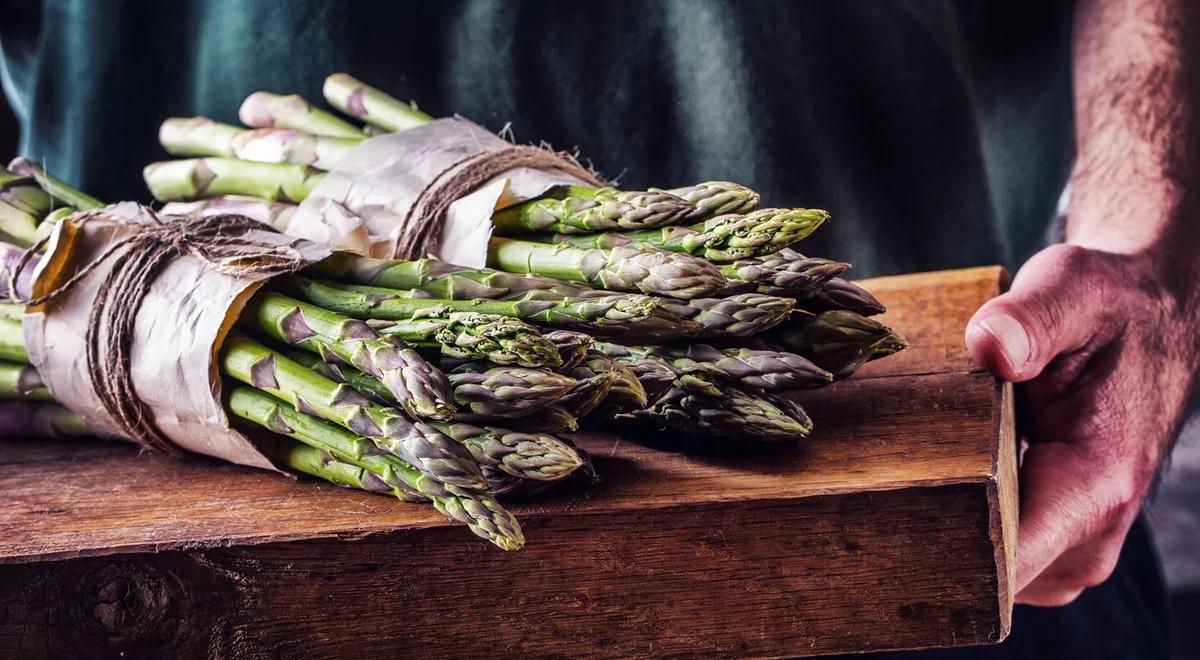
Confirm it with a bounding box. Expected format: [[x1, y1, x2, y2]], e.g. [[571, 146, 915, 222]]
[[1069, 0, 1200, 260]]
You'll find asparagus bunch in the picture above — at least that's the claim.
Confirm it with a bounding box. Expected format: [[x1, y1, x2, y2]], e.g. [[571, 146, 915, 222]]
[[0, 170, 609, 550], [136, 72, 911, 450]]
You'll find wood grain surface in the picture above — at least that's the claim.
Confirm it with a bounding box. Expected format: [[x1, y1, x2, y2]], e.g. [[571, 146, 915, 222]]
[[0, 266, 1016, 659]]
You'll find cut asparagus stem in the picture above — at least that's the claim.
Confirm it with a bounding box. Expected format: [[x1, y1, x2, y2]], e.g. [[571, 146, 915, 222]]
[[239, 91, 367, 139], [219, 333, 486, 489], [7, 158, 104, 210], [721, 249, 851, 298], [323, 73, 435, 132], [228, 385, 523, 550], [658, 181, 761, 219], [751, 310, 906, 379], [0, 360, 50, 400], [0, 167, 54, 247], [143, 158, 325, 203], [242, 291, 456, 421], [230, 128, 363, 170], [491, 186, 693, 234], [281, 275, 663, 337], [797, 277, 888, 316], [658, 293, 794, 337], [158, 117, 243, 157], [160, 197, 299, 232], [367, 308, 562, 368], [538, 208, 829, 262], [487, 237, 728, 299], [429, 421, 583, 481], [595, 343, 832, 393]]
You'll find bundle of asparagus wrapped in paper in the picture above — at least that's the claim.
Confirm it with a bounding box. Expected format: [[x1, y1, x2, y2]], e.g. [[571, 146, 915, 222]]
[[1, 166, 656, 550], [136, 73, 906, 447], [4, 74, 908, 551]]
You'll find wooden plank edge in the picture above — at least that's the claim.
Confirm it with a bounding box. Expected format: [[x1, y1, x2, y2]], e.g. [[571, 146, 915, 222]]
[[985, 379, 1018, 641], [0, 476, 1005, 566]]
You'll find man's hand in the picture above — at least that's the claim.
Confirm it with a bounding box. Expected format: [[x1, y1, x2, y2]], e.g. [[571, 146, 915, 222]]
[[965, 243, 1198, 606]]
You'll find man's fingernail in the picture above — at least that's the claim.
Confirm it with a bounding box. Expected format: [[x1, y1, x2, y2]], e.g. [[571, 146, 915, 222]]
[[980, 314, 1030, 369]]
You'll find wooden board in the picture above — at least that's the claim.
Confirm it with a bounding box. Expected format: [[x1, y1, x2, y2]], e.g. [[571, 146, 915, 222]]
[[0, 266, 1016, 658]]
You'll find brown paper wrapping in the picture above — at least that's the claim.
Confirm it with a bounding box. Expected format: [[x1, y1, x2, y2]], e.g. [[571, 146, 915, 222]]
[[22, 203, 332, 470], [287, 118, 595, 265]]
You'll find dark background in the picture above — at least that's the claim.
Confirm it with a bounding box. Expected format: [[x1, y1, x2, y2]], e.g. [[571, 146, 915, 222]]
[[1, 80, 1197, 658], [1, 96, 14, 157]]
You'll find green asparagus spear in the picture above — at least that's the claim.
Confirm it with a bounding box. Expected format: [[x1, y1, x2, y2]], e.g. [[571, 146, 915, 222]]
[[657, 181, 760, 219], [543, 329, 593, 372], [487, 237, 728, 299], [143, 158, 325, 203], [230, 128, 364, 170], [596, 343, 832, 393], [0, 303, 22, 323], [228, 385, 523, 549], [219, 333, 486, 489], [578, 353, 648, 420], [0, 360, 50, 400], [0, 317, 27, 363], [539, 208, 828, 262], [753, 310, 906, 379], [367, 308, 562, 368], [456, 403, 580, 435], [293, 347, 584, 480], [617, 383, 811, 443], [491, 186, 693, 234], [308, 254, 702, 341], [242, 291, 456, 420], [158, 117, 243, 157], [323, 73, 435, 132], [7, 158, 104, 210], [0, 167, 54, 246], [721, 249, 851, 297], [239, 91, 368, 139], [429, 421, 583, 481], [658, 293, 794, 337], [0, 401, 92, 437], [796, 277, 887, 316], [446, 364, 576, 418], [281, 275, 662, 337], [557, 357, 617, 418]]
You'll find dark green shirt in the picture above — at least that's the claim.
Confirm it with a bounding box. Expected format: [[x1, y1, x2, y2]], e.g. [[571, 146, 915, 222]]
[[0, 0, 1074, 276]]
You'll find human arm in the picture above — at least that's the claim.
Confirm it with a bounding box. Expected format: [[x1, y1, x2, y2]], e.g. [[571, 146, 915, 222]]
[[965, 0, 1200, 606]]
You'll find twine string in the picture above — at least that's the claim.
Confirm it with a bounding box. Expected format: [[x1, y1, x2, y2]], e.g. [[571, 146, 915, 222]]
[[393, 144, 603, 259], [9, 209, 309, 452]]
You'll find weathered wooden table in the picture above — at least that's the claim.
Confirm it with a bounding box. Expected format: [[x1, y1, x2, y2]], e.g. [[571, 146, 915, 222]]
[[0, 266, 1016, 658]]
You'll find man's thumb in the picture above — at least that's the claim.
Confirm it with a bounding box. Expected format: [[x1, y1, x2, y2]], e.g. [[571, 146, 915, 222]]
[[965, 245, 1107, 382]]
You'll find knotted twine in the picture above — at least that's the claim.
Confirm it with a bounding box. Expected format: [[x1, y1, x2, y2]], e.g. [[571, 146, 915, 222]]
[[391, 143, 603, 260], [6, 209, 309, 453]]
